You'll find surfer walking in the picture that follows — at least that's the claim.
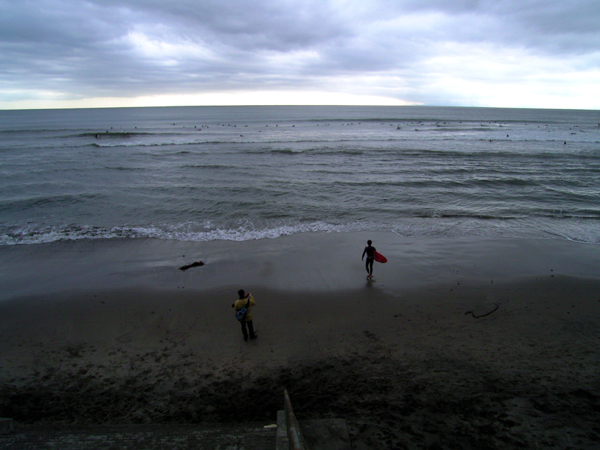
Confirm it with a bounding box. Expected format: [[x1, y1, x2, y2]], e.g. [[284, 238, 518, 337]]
[[232, 289, 257, 341], [362, 240, 376, 279]]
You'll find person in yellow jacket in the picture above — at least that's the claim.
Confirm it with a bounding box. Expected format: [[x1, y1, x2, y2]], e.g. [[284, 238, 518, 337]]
[[233, 289, 257, 341]]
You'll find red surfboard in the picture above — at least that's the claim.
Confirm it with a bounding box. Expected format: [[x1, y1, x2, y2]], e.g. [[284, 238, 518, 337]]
[[373, 251, 387, 263]]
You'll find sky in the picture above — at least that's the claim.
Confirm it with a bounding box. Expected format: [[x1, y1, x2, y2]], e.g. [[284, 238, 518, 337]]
[[1, 0, 599, 110]]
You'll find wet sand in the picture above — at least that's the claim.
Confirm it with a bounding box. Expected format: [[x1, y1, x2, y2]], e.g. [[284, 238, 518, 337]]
[[1, 233, 600, 448]]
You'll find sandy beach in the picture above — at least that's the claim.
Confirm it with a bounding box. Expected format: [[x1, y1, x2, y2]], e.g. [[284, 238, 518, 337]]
[[1, 232, 600, 449]]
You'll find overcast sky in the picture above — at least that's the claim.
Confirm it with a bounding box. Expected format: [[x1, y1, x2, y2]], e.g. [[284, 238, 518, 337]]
[[1, 0, 599, 109]]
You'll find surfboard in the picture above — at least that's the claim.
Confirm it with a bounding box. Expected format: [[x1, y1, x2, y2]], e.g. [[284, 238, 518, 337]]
[[373, 251, 387, 263]]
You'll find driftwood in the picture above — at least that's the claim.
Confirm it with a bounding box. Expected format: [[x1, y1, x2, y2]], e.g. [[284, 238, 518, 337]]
[[179, 261, 204, 271], [465, 303, 499, 318]]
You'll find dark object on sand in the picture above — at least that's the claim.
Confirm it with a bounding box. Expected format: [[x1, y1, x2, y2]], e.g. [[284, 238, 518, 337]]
[[179, 261, 204, 271], [465, 303, 499, 318]]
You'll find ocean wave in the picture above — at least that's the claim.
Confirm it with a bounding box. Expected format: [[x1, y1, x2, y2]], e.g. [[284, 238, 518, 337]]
[[328, 177, 544, 189], [0, 128, 85, 134], [82, 134, 597, 151], [70, 131, 156, 138], [0, 221, 360, 246], [2, 217, 599, 246], [0, 193, 105, 211]]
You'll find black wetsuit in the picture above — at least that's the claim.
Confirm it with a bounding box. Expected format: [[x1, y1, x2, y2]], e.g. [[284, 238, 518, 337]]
[[362, 245, 376, 276]]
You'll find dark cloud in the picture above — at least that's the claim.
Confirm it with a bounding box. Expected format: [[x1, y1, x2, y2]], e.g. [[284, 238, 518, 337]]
[[0, 0, 598, 107]]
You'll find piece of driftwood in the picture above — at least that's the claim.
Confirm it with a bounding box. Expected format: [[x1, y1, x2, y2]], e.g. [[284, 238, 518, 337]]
[[179, 261, 204, 271], [465, 303, 499, 318]]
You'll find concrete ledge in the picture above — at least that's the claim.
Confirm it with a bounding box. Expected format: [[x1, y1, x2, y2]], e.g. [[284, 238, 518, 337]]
[[276, 410, 289, 450], [0, 423, 275, 449]]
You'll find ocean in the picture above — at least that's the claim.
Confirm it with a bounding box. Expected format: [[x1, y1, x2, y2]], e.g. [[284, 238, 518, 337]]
[[1, 105, 599, 246]]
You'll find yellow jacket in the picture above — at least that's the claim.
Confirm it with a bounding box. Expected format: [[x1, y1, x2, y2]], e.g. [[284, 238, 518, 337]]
[[234, 294, 256, 321]]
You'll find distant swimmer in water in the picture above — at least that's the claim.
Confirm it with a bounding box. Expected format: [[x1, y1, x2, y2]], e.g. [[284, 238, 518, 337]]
[[362, 240, 376, 279]]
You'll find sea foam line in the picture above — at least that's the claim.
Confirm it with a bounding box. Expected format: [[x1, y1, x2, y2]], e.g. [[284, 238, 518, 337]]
[[0, 221, 367, 246], [2, 216, 599, 246]]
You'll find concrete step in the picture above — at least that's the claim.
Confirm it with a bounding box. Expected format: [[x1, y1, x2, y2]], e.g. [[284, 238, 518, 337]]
[[0, 422, 277, 450], [0, 414, 351, 450]]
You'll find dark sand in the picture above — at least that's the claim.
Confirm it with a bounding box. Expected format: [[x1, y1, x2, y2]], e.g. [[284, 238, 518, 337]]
[[1, 233, 600, 449]]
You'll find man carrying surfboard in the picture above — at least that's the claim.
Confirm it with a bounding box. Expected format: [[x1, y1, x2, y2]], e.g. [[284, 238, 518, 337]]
[[362, 240, 376, 279], [362, 240, 388, 279]]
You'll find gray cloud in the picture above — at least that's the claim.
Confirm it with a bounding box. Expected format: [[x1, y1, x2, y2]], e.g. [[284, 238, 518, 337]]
[[1, 0, 599, 107]]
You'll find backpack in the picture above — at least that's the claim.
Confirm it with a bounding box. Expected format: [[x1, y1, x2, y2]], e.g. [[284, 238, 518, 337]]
[[235, 297, 251, 321]]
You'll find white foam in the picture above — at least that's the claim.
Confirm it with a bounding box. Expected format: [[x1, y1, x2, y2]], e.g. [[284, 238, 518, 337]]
[[2, 217, 599, 246]]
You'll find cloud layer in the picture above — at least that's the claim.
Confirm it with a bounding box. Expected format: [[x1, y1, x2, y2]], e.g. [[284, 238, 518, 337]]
[[1, 0, 599, 108]]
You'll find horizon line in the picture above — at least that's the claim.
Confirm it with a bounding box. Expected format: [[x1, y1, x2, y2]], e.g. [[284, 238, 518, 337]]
[[2, 104, 598, 112]]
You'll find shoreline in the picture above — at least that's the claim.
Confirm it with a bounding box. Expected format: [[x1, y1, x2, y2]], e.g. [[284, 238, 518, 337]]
[[1, 233, 600, 448], [1, 232, 599, 300]]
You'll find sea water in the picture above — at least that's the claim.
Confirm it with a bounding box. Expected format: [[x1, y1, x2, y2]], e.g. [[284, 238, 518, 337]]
[[1, 105, 599, 246]]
